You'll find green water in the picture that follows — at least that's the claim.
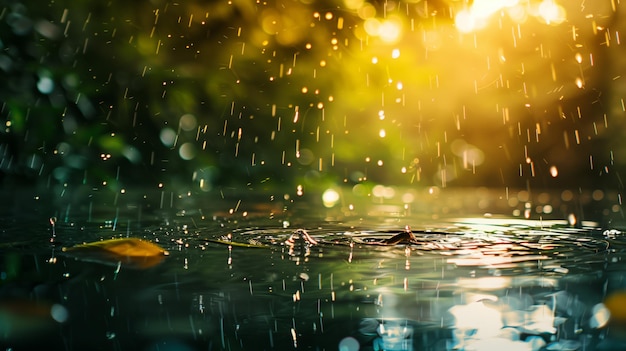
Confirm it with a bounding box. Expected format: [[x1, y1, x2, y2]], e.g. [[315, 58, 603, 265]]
[[1, 186, 625, 351]]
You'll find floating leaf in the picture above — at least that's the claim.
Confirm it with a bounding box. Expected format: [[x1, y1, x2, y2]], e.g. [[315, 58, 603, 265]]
[[62, 238, 169, 269], [207, 239, 269, 248]]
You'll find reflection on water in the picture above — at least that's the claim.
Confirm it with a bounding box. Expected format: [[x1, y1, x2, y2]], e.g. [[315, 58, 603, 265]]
[[1, 187, 626, 350]]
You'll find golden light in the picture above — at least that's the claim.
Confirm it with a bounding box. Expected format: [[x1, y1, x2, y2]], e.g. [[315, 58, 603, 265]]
[[473, 0, 520, 17], [357, 3, 376, 19], [343, 0, 364, 10], [506, 4, 528, 23], [575, 52, 583, 64], [537, 0, 566, 25], [401, 191, 414, 203], [261, 9, 281, 35], [455, 0, 566, 32], [575, 77, 584, 89], [454, 0, 521, 33], [454, 9, 480, 33], [364, 18, 381, 37], [550, 165, 558, 177], [322, 188, 340, 207], [372, 184, 395, 199], [200, 0, 596, 191], [378, 17, 403, 43]]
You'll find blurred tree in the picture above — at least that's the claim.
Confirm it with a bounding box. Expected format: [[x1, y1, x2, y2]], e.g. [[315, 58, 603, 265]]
[[0, 0, 623, 194]]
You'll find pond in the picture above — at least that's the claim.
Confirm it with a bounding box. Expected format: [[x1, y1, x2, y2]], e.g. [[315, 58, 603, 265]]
[[1, 186, 625, 351]]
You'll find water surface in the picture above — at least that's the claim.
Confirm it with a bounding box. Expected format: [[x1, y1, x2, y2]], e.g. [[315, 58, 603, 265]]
[[1, 186, 625, 351]]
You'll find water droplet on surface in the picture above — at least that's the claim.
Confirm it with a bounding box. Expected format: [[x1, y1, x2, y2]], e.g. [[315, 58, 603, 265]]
[[338, 336, 360, 351], [50, 304, 68, 323]]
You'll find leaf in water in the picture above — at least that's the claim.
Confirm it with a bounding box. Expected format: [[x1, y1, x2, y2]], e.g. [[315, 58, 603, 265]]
[[206, 239, 269, 248], [62, 238, 169, 269]]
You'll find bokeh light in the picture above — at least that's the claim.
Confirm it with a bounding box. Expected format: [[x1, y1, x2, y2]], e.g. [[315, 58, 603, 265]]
[[0, 0, 621, 196], [322, 188, 340, 208]]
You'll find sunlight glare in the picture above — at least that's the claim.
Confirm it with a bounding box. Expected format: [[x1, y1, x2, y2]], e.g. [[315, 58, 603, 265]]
[[343, 0, 364, 10], [378, 17, 402, 43], [322, 188, 340, 208], [455, 0, 520, 33], [455, 0, 566, 32], [538, 0, 566, 25], [455, 9, 480, 33], [450, 301, 503, 336]]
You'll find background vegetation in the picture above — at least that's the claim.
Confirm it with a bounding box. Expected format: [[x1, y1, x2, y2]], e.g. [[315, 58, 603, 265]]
[[1, 0, 624, 195]]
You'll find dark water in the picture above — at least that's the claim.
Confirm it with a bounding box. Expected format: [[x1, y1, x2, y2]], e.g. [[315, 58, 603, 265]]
[[1, 186, 626, 351]]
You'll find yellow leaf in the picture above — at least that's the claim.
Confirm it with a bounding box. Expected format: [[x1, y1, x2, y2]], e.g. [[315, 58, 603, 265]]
[[62, 238, 169, 269]]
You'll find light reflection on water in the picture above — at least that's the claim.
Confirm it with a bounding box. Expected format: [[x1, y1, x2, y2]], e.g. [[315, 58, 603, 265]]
[[0, 187, 625, 350]]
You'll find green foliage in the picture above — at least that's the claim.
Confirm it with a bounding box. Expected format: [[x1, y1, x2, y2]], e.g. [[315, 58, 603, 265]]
[[0, 0, 622, 192]]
